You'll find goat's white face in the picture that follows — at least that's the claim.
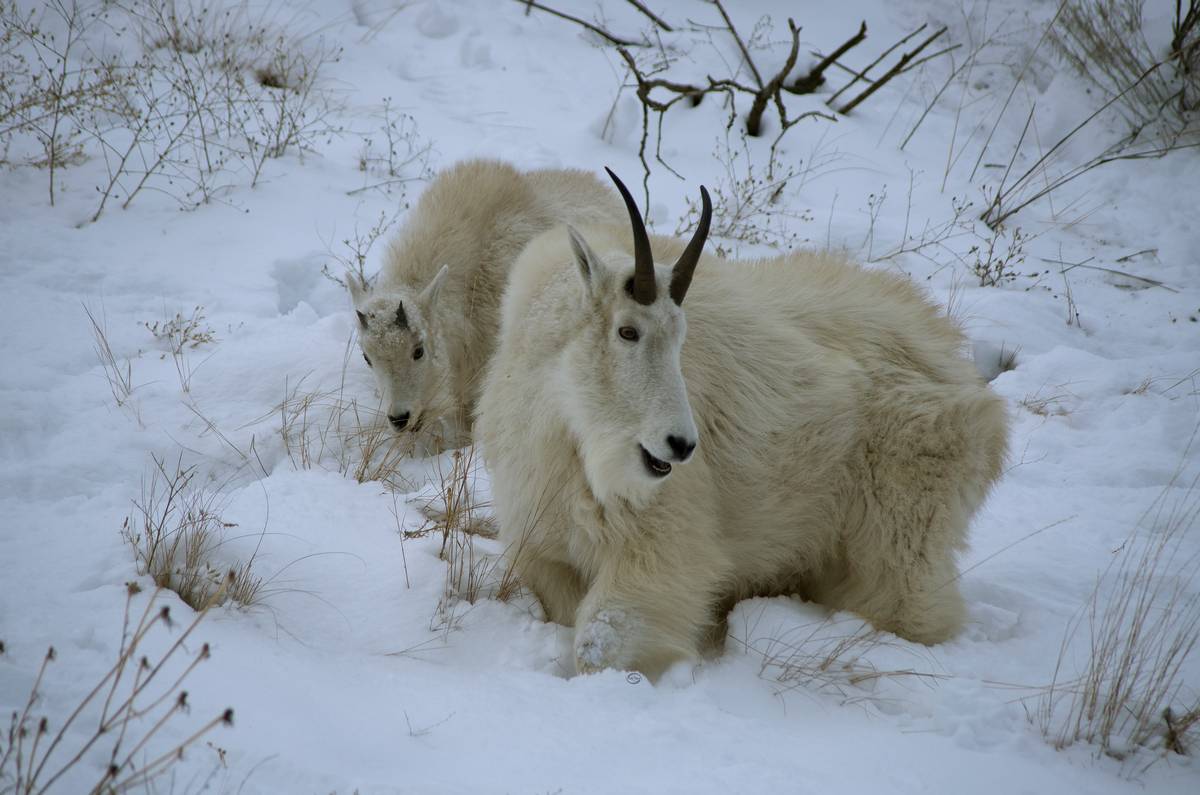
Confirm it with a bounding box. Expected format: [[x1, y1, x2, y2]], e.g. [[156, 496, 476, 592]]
[[348, 266, 450, 435], [559, 227, 701, 506]]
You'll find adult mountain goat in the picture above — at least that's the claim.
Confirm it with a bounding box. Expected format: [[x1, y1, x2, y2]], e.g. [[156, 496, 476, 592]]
[[477, 170, 1008, 678], [349, 159, 624, 448]]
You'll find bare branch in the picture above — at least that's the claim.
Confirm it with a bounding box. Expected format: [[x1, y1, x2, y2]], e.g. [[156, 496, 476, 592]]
[[624, 0, 673, 32], [837, 26, 948, 114], [516, 0, 647, 48], [787, 21, 868, 95]]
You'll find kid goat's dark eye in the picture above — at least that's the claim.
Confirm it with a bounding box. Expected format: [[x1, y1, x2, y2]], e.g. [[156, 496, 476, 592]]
[[618, 326, 639, 342], [412, 346, 425, 360], [363, 352, 372, 367]]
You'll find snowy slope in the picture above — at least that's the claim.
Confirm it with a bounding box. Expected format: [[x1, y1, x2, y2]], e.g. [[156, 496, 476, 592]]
[[1, 0, 1198, 792]]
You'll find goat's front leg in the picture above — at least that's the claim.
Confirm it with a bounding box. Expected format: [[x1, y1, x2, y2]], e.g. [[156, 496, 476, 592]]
[[572, 542, 727, 680]]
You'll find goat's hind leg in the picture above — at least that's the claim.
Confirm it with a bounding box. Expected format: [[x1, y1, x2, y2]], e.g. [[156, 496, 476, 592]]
[[830, 386, 1006, 644]]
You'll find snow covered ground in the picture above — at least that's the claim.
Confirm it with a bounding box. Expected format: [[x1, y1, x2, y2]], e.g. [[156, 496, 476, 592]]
[[1, 0, 1198, 792]]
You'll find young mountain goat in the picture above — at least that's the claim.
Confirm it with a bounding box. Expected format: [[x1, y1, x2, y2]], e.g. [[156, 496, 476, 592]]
[[476, 170, 1009, 679], [349, 159, 624, 448]]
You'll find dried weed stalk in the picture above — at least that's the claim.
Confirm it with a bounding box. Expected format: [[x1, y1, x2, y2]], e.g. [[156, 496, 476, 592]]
[[0, 584, 234, 793]]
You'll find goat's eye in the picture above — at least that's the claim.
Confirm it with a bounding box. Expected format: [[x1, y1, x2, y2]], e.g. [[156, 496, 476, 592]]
[[412, 346, 424, 360], [618, 326, 639, 342], [363, 352, 372, 367]]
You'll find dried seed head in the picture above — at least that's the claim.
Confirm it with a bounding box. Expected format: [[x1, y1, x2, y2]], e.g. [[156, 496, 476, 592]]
[[38, 716, 48, 734], [46, 646, 56, 661], [126, 581, 143, 596], [200, 643, 211, 659], [177, 691, 189, 709], [221, 708, 234, 726]]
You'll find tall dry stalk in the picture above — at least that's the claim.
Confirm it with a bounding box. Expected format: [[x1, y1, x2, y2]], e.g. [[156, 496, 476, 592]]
[[1039, 439, 1200, 764]]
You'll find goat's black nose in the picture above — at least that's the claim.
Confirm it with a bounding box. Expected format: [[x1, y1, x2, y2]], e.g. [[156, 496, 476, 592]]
[[666, 435, 696, 462], [389, 412, 410, 431]]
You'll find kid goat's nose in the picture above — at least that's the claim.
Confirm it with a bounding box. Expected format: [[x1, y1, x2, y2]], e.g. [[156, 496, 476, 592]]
[[666, 434, 696, 462], [389, 412, 410, 431]]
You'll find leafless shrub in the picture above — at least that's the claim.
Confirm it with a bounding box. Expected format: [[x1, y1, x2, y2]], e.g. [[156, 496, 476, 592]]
[[140, 305, 216, 356], [1051, 0, 1199, 141], [0, 584, 234, 793], [969, 223, 1030, 287], [674, 133, 809, 257], [0, 0, 125, 204], [122, 454, 263, 611], [350, 96, 434, 198], [870, 191, 1038, 288], [1, 0, 343, 221], [320, 206, 403, 291], [1038, 445, 1200, 766]]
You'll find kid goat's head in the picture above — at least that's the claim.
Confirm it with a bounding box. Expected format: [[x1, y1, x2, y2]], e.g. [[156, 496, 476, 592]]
[[348, 264, 450, 436], [560, 168, 711, 505]]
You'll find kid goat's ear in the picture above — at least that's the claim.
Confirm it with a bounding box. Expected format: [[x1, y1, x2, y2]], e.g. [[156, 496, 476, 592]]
[[347, 273, 369, 328], [347, 271, 368, 307], [566, 225, 602, 295], [420, 264, 450, 307]]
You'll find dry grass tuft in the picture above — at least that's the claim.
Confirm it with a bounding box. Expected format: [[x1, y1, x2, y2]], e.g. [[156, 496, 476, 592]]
[[0, 584, 234, 793], [1019, 389, 1073, 417], [83, 303, 135, 410], [274, 372, 419, 493], [429, 446, 498, 606], [122, 454, 262, 611], [1038, 442, 1200, 765], [734, 611, 945, 701]]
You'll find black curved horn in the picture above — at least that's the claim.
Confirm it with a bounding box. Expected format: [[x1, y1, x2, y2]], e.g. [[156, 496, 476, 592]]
[[669, 185, 710, 305], [604, 167, 656, 305], [395, 301, 407, 328]]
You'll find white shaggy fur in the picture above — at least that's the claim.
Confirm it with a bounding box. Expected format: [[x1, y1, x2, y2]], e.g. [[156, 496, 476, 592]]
[[477, 217, 1009, 679], [350, 159, 623, 447]]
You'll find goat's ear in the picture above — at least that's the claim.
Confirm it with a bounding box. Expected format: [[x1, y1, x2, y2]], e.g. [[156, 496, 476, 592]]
[[347, 272, 368, 307], [567, 226, 602, 295], [420, 264, 450, 308], [347, 274, 370, 328]]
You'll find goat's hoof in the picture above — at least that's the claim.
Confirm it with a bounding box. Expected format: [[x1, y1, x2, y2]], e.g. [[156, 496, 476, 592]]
[[574, 609, 628, 674]]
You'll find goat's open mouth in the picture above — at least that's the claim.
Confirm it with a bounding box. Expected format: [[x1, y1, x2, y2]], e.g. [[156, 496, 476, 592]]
[[640, 445, 672, 478]]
